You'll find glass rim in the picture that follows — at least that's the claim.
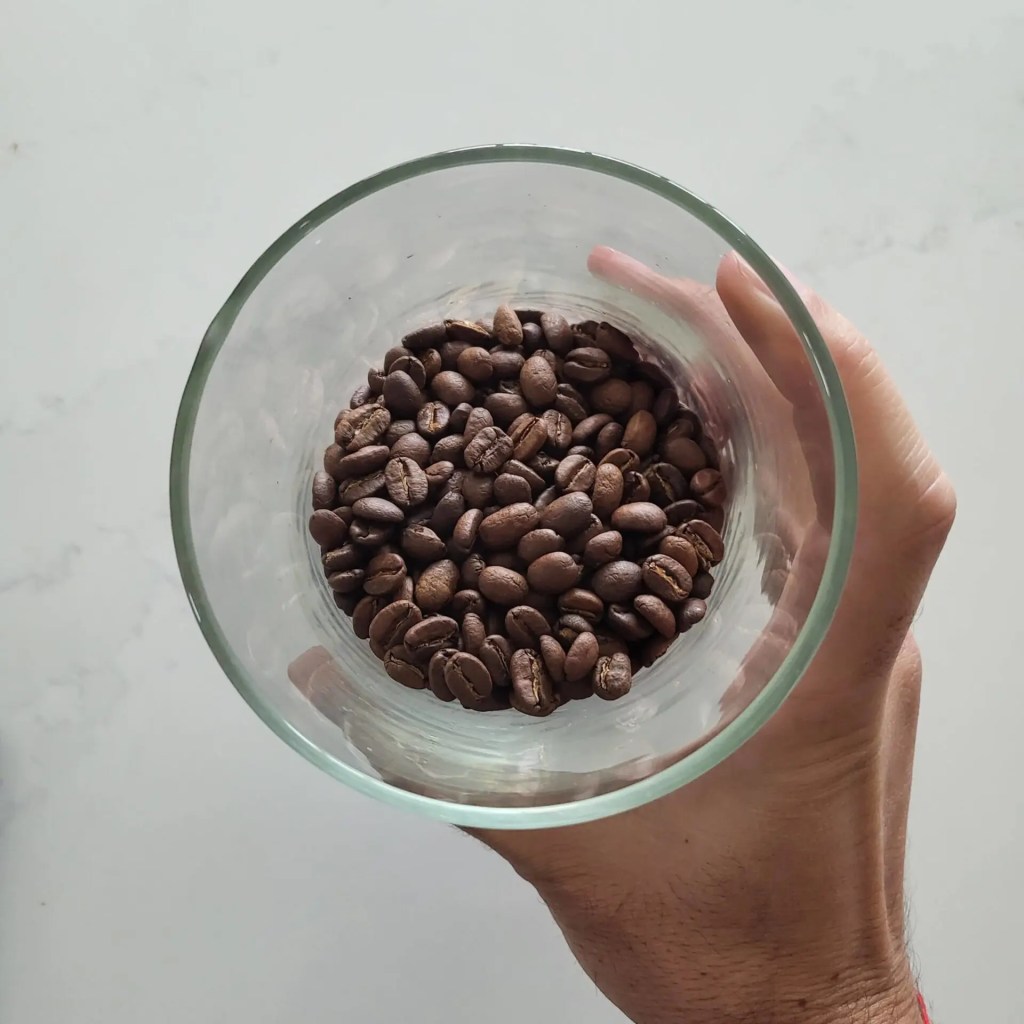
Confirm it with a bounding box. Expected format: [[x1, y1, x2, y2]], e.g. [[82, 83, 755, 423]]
[[169, 144, 858, 829]]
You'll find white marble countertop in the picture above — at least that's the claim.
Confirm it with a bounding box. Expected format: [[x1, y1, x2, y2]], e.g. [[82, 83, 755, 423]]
[[3, 3, 1022, 1021]]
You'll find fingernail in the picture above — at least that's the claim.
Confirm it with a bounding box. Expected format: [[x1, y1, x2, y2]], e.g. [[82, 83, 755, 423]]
[[733, 254, 775, 298]]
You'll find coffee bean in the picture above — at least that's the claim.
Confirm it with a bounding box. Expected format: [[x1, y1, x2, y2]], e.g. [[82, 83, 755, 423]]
[[380, 367, 425, 417], [460, 553, 486, 588], [383, 346, 413, 372], [352, 496, 404, 524], [634, 593, 676, 638], [527, 552, 582, 594], [479, 634, 513, 687], [505, 605, 551, 648], [364, 551, 408, 596], [427, 650, 458, 702], [664, 499, 703, 526], [662, 436, 707, 474], [599, 447, 640, 472], [456, 346, 493, 383], [383, 644, 427, 688], [553, 383, 588, 423], [678, 597, 707, 631], [388, 355, 426, 389], [558, 587, 603, 624], [535, 484, 560, 511], [622, 410, 657, 456], [622, 470, 651, 504], [348, 384, 373, 408], [507, 413, 548, 461], [517, 528, 563, 563], [385, 419, 417, 445], [440, 341, 471, 371], [539, 635, 566, 682], [607, 603, 654, 640], [490, 349, 525, 380], [564, 346, 611, 385], [590, 378, 633, 416], [484, 391, 528, 426], [591, 560, 642, 602], [658, 534, 700, 577], [680, 520, 725, 566], [431, 434, 467, 467], [403, 323, 447, 350], [308, 509, 349, 548], [444, 651, 494, 705], [642, 553, 693, 603], [415, 559, 460, 612], [311, 471, 337, 510], [493, 472, 533, 504], [556, 614, 592, 646], [463, 425, 513, 473], [540, 492, 593, 536], [590, 463, 625, 521], [352, 595, 388, 639], [445, 318, 492, 343], [401, 523, 447, 562], [334, 445, 392, 480], [384, 457, 429, 510], [369, 600, 423, 648], [594, 422, 625, 460], [493, 303, 524, 347], [404, 615, 460, 660], [652, 386, 681, 425], [612, 502, 667, 533], [390, 431, 432, 467], [690, 572, 714, 600], [450, 508, 483, 557], [565, 514, 604, 555], [421, 349, 442, 379], [554, 453, 596, 493], [592, 652, 632, 700], [349, 520, 392, 546], [510, 649, 557, 717], [645, 463, 687, 506], [478, 566, 529, 606], [478, 503, 540, 549], [638, 633, 673, 668], [539, 409, 571, 450], [431, 370, 474, 406], [397, 575, 415, 603], [460, 611, 486, 654], [520, 355, 558, 406], [322, 443, 346, 480], [628, 380, 655, 415], [430, 491, 465, 536], [337, 403, 391, 452], [414, 401, 449, 439], [590, 322, 635, 360], [463, 406, 494, 442], [446, 402, 472, 432], [564, 632, 599, 681], [322, 543, 363, 574], [458, 472, 492, 509], [567, 445, 595, 460], [528, 452, 560, 482], [451, 588, 486, 619], [572, 413, 613, 445], [690, 468, 727, 507]]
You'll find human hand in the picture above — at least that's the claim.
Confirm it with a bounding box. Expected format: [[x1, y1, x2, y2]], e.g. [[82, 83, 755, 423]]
[[469, 250, 956, 1024]]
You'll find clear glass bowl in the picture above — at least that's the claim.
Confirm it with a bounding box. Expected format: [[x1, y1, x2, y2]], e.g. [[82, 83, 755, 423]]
[[170, 145, 857, 828]]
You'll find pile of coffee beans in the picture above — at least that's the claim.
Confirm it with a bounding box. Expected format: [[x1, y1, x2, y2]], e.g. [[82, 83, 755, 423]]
[[308, 306, 726, 716]]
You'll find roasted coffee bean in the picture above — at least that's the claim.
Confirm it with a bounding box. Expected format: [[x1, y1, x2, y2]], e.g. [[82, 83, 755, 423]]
[[479, 566, 529, 605], [364, 551, 408, 596], [528, 452, 560, 483], [563, 346, 612, 385], [478, 503, 540, 549], [515, 308, 544, 325], [415, 559, 460, 612], [349, 520, 392, 547], [634, 593, 676, 638], [427, 650, 458, 702], [540, 409, 572, 450], [638, 633, 673, 668], [450, 508, 483, 557], [540, 492, 593, 536], [626, 380, 654, 415], [493, 472, 533, 504], [460, 553, 486, 588], [606, 603, 655, 640], [592, 322, 636, 360], [662, 436, 707, 474], [558, 588, 604, 624], [308, 509, 349, 548], [642, 553, 693, 603], [517, 528, 563, 563], [637, 525, 674, 557], [444, 651, 494, 706], [390, 431, 432, 467], [490, 348, 525, 380], [680, 519, 725, 566], [556, 614, 593, 646], [539, 634, 566, 683], [462, 425, 512, 473], [591, 560, 642, 602], [369, 600, 423, 648], [599, 447, 640, 472], [646, 462, 688, 506], [451, 588, 486, 619], [322, 443, 346, 480], [401, 524, 447, 562], [388, 354, 426, 389], [507, 413, 548, 461], [554, 453, 596, 493], [493, 303, 524, 347], [448, 402, 473, 432], [621, 470, 652, 503], [564, 632, 599, 681], [690, 468, 727, 507], [419, 348, 442, 379], [622, 410, 657, 456], [404, 615, 460, 660], [485, 391, 529, 426], [397, 575, 415, 603], [430, 370, 474, 406], [520, 355, 558, 406], [311, 471, 337, 510], [385, 419, 417, 445], [352, 496, 404, 524], [652, 387, 681, 425], [594, 632, 629, 659], [553, 383, 588, 423], [403, 323, 447, 350], [352, 595, 388, 639], [337, 403, 391, 452], [536, 311, 577, 356], [527, 551, 582, 594], [505, 605, 551, 648], [430, 491, 465, 536], [591, 463, 625, 521], [337, 470, 384, 505], [565, 514, 604, 555], [383, 644, 427, 688], [384, 457, 429, 509], [572, 413, 613, 445], [690, 572, 714, 600], [478, 634, 513, 687], [460, 472, 493, 509], [333, 444, 391, 480], [665, 499, 703, 526], [322, 543, 363, 574], [534, 484, 561, 511], [460, 611, 486, 654], [383, 346, 413, 372], [457, 346, 493, 383], [658, 534, 700, 577], [439, 340, 471, 371], [567, 444, 595, 459], [678, 597, 707, 631], [590, 378, 633, 416], [612, 502, 668, 533], [509, 649, 557, 717], [431, 434, 467, 467], [416, 401, 450, 439], [592, 652, 632, 700], [445, 318, 492, 343], [382, 370, 424, 417], [463, 406, 494, 442], [348, 383, 373, 408], [594, 422, 625, 461]]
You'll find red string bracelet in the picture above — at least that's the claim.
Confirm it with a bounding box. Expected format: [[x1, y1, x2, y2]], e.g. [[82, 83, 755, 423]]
[[917, 992, 930, 1022]]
